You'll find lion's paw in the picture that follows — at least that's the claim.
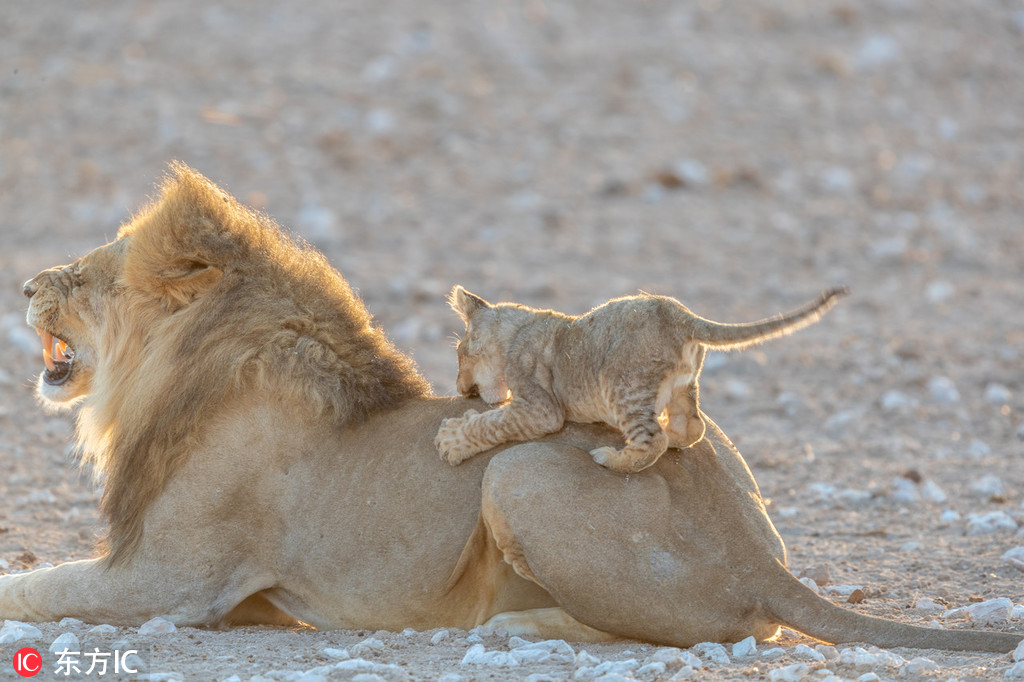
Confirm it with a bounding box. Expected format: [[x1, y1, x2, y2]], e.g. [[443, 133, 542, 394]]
[[435, 417, 480, 466]]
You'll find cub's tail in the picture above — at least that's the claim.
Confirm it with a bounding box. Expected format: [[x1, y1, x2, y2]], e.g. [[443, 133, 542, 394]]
[[763, 559, 1023, 653], [693, 286, 848, 350]]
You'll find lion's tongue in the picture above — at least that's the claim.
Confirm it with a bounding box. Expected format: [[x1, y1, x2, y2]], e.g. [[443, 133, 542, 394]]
[[39, 330, 56, 371]]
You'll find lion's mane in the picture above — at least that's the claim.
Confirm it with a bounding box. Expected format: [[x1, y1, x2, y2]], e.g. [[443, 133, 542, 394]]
[[77, 163, 431, 563]]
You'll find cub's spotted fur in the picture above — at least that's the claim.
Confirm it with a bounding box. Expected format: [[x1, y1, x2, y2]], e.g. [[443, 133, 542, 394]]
[[436, 286, 847, 473]]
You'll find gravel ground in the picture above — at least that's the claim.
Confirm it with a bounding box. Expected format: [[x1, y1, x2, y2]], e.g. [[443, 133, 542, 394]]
[[1, 1, 1023, 679]]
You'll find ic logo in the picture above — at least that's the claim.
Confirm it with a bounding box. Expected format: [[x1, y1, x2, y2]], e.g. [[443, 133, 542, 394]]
[[13, 648, 42, 677]]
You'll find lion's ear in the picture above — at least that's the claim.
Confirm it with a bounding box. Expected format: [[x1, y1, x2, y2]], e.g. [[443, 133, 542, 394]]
[[152, 261, 223, 313], [449, 285, 490, 322]]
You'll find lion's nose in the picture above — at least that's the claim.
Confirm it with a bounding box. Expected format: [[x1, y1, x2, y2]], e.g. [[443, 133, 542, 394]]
[[23, 280, 38, 298]]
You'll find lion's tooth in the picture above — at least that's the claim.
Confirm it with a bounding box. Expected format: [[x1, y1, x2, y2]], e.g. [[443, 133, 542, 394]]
[[40, 331, 55, 371]]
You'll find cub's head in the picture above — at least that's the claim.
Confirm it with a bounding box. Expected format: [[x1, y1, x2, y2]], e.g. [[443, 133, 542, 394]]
[[448, 285, 510, 405]]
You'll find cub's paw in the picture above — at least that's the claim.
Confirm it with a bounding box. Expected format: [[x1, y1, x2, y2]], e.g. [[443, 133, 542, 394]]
[[435, 416, 480, 466], [589, 446, 641, 474]]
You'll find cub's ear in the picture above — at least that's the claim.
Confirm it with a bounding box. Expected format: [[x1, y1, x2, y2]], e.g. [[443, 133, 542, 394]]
[[138, 260, 223, 313], [448, 285, 490, 322]]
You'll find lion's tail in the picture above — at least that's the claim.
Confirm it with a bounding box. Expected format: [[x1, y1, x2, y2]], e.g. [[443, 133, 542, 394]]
[[762, 559, 1023, 653], [691, 286, 848, 351]]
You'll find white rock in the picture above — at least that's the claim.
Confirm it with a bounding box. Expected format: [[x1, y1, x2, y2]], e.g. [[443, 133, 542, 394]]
[[430, 629, 451, 645], [821, 167, 855, 195], [800, 577, 820, 593], [905, 656, 938, 675], [815, 645, 838, 660], [880, 390, 913, 411], [58, 617, 83, 629], [669, 666, 697, 680], [924, 280, 955, 303], [970, 474, 1005, 497], [693, 642, 730, 665], [793, 643, 825, 661], [400, 628, 417, 637], [510, 638, 574, 664], [575, 650, 601, 667], [1013, 639, 1024, 662], [0, 620, 43, 644], [837, 646, 906, 669], [966, 439, 993, 459], [732, 636, 757, 658], [461, 644, 518, 667], [437, 674, 462, 682], [636, 661, 667, 676], [323, 648, 349, 659], [940, 509, 962, 523], [350, 637, 385, 657], [0, 558, 8, 570], [139, 617, 176, 635], [967, 511, 1018, 536], [1007, 661, 1024, 680], [967, 598, 1014, 625], [915, 598, 945, 613], [1004, 547, 1024, 572], [920, 480, 947, 504], [1013, 605, 1024, 621], [50, 632, 80, 654], [769, 663, 810, 682], [573, 659, 638, 679], [88, 624, 118, 636], [671, 159, 710, 188], [890, 477, 918, 504], [761, 647, 787, 660], [985, 383, 1013, 405], [221, 676, 242, 682], [856, 674, 880, 682], [927, 376, 960, 404], [825, 585, 864, 598], [854, 35, 901, 69], [465, 633, 483, 643]]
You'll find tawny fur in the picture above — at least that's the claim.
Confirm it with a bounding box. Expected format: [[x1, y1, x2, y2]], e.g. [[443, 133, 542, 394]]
[[436, 285, 847, 472], [8, 165, 1020, 654], [25, 163, 430, 564]]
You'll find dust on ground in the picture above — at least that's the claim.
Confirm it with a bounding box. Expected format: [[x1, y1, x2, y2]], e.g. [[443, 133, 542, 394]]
[[1, 1, 1022, 679]]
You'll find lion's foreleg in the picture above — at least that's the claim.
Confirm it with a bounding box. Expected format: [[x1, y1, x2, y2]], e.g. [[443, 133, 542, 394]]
[[438, 395, 563, 465], [0, 558, 236, 625]]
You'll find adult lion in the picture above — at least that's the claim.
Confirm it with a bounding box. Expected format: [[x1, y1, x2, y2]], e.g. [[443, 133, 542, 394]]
[[4, 164, 1020, 653]]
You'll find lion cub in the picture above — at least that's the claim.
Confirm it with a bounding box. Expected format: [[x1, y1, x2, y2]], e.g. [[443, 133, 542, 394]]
[[435, 285, 847, 473]]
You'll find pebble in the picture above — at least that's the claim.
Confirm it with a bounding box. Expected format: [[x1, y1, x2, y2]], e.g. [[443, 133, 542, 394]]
[[944, 598, 1014, 624], [636, 661, 666, 676], [508, 638, 575, 664], [939, 509, 961, 523], [0, 620, 43, 644], [915, 597, 945, 613], [88, 623, 118, 636], [1004, 547, 1024, 572], [769, 663, 809, 682], [0, 558, 8, 570], [761, 647, 787, 660], [920, 480, 947, 503], [671, 159, 711, 187], [927, 376, 960, 404], [323, 648, 349, 660], [461, 643, 518, 667], [985, 382, 1013, 405], [793, 644, 825, 662], [904, 657, 938, 675], [966, 511, 1018, 536], [732, 636, 757, 658], [965, 439, 993, 459], [856, 674, 880, 682], [1013, 639, 1024, 662], [50, 631, 80, 654], [798, 564, 831, 586], [575, 650, 601, 667], [880, 390, 914, 411], [924, 280, 955, 303], [138, 617, 176, 635], [837, 646, 905, 669], [58, 617, 83, 629], [890, 477, 918, 504], [1008, 661, 1024, 680], [970, 474, 1005, 498], [350, 637, 385, 657], [573, 659, 639, 680], [430, 629, 451, 645], [854, 34, 901, 70], [692, 641, 730, 665]]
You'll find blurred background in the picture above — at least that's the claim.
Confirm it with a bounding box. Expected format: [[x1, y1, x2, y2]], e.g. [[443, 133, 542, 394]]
[[0, 0, 1022, 611]]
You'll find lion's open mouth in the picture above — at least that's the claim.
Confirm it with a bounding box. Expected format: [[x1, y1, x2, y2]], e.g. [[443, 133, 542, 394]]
[[36, 329, 75, 385]]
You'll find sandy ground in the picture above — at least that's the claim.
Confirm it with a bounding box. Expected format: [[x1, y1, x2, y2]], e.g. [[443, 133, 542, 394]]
[[1, 1, 1023, 679]]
